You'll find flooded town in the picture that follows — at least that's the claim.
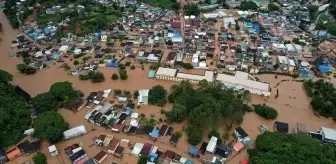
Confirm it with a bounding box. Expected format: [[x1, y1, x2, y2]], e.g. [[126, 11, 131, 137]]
[[0, 0, 336, 164]]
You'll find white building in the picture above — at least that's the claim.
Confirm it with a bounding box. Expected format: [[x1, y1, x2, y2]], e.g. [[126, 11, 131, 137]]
[[48, 145, 58, 156], [191, 54, 199, 67], [223, 17, 236, 28], [138, 89, 149, 105], [155, 67, 214, 84], [63, 125, 87, 140], [320, 127, 336, 144], [206, 136, 218, 153], [217, 71, 271, 96]]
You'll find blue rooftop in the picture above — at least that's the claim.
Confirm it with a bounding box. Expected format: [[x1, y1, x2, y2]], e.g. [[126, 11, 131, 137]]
[[188, 146, 198, 156], [150, 128, 159, 138], [124, 107, 132, 115], [185, 160, 194, 164]]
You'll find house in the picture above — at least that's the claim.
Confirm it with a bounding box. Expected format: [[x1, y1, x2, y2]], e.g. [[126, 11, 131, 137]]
[[206, 136, 218, 153], [215, 144, 232, 158], [159, 125, 168, 137], [234, 127, 249, 140], [223, 17, 236, 28], [233, 142, 244, 152], [6, 146, 21, 161], [319, 127, 336, 144], [199, 152, 215, 163], [17, 138, 41, 155], [294, 123, 308, 134], [274, 121, 289, 133], [155, 67, 214, 84], [113, 146, 124, 158], [140, 143, 153, 156], [138, 89, 149, 105], [166, 52, 177, 65], [315, 57, 333, 73], [63, 125, 87, 140], [150, 128, 159, 139], [161, 150, 175, 163], [188, 146, 198, 157], [48, 145, 58, 156], [217, 72, 270, 96], [131, 143, 144, 156], [103, 135, 113, 147], [94, 150, 107, 164], [169, 133, 179, 145], [0, 148, 8, 163], [107, 138, 120, 154]]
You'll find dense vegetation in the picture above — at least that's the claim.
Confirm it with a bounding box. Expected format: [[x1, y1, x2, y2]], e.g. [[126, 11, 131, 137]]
[[240, 1, 259, 10], [303, 79, 336, 117], [248, 132, 336, 164], [165, 80, 252, 145], [32, 81, 82, 113], [33, 152, 47, 164], [148, 85, 167, 106], [268, 3, 280, 11], [253, 104, 278, 120], [0, 70, 31, 148], [17, 64, 37, 75], [183, 4, 200, 16], [34, 111, 69, 143], [140, 0, 180, 11]]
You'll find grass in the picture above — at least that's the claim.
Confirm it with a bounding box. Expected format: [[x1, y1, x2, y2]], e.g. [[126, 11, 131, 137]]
[[104, 15, 119, 22], [145, 0, 177, 9], [38, 14, 61, 25]]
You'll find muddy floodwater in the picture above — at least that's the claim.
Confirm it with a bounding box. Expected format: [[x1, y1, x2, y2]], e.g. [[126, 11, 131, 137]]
[[1, 10, 336, 164]]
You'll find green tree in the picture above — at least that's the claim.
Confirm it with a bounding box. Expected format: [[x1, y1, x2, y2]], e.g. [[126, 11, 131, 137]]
[[62, 63, 71, 71], [16, 64, 37, 75], [248, 132, 336, 164], [50, 82, 77, 103], [133, 90, 139, 99], [253, 104, 278, 120], [0, 71, 30, 147], [148, 85, 167, 106], [137, 156, 148, 164], [33, 152, 47, 164], [239, 90, 252, 104], [79, 74, 89, 80], [183, 4, 200, 15], [111, 73, 119, 80], [268, 3, 279, 11], [88, 71, 105, 83], [34, 111, 69, 143], [32, 92, 58, 114], [73, 60, 79, 65], [0, 70, 13, 83], [130, 65, 136, 70], [186, 128, 202, 145], [165, 104, 187, 122], [119, 69, 128, 80], [240, 1, 258, 10]]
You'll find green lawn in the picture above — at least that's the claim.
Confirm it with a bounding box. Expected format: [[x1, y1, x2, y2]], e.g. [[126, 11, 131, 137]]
[[38, 14, 61, 25], [146, 0, 177, 9]]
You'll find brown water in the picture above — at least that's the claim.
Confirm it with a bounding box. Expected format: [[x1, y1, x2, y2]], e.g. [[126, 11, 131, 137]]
[[1, 10, 335, 164]]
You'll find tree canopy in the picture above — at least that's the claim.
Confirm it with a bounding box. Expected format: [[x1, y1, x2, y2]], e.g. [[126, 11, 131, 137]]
[[183, 4, 200, 16], [303, 79, 336, 117], [87, 71, 105, 83], [167, 80, 252, 145], [148, 85, 167, 106], [34, 111, 69, 143], [268, 3, 280, 11], [50, 81, 78, 103], [253, 104, 278, 120], [33, 152, 47, 164], [0, 70, 30, 148], [248, 132, 336, 164], [32, 92, 58, 114], [240, 1, 259, 10], [17, 64, 37, 75]]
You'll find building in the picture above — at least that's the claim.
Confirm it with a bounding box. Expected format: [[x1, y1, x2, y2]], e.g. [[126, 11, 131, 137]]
[[274, 121, 289, 134], [206, 136, 218, 153], [294, 123, 308, 134], [155, 67, 214, 84], [5, 146, 21, 161], [63, 125, 87, 140], [48, 145, 58, 156], [93, 150, 107, 164], [223, 17, 236, 28], [319, 127, 336, 144], [138, 89, 149, 105], [217, 71, 271, 96]]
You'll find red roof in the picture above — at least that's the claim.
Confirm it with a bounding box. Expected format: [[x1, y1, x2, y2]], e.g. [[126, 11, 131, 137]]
[[240, 160, 249, 164], [6, 146, 21, 160], [234, 142, 244, 152]]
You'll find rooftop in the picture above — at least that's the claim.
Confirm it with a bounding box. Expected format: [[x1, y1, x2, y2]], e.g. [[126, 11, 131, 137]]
[[156, 67, 177, 77]]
